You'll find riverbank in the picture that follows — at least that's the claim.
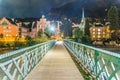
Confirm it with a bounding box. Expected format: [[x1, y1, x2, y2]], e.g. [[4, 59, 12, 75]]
[[0, 47, 20, 54], [95, 46, 120, 54], [0, 49, 14, 54]]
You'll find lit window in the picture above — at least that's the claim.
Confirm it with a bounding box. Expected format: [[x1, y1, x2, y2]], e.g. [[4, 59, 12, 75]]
[[98, 29, 101, 31], [93, 36, 95, 38], [98, 32, 100, 34], [6, 34, 8, 36], [103, 35, 105, 37], [98, 36, 101, 38], [93, 32, 95, 34]]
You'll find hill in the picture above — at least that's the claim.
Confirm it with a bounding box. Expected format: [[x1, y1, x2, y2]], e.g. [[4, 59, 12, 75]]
[[50, 0, 120, 18]]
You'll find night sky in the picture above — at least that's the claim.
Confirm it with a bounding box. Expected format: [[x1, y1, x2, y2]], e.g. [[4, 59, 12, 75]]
[[0, 0, 76, 18], [0, 0, 120, 18]]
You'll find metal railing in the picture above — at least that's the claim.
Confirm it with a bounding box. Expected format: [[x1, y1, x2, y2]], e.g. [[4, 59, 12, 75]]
[[63, 39, 120, 80], [0, 40, 56, 80]]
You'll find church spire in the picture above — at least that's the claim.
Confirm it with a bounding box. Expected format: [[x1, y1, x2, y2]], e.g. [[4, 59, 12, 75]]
[[79, 8, 85, 29], [81, 8, 85, 23]]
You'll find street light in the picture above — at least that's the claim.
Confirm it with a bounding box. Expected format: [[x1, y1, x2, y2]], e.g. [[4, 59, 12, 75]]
[[50, 26, 55, 31]]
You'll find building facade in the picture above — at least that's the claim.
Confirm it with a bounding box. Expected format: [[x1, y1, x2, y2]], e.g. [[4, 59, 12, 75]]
[[0, 17, 19, 41], [37, 15, 49, 32], [90, 24, 110, 41], [16, 22, 30, 38], [0, 17, 30, 42], [31, 15, 50, 38]]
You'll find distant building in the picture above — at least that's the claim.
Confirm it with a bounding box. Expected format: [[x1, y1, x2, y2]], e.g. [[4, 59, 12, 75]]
[[0, 17, 30, 41], [37, 15, 49, 32], [16, 22, 30, 38], [0, 17, 19, 41], [90, 23, 110, 41], [72, 23, 79, 28], [72, 8, 85, 30], [31, 15, 50, 37], [72, 8, 85, 36]]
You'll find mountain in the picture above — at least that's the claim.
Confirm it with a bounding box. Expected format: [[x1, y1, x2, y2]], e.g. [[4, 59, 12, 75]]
[[50, 0, 120, 18]]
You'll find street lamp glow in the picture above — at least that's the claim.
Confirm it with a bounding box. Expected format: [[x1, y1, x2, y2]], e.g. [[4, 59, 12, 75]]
[[50, 26, 55, 31]]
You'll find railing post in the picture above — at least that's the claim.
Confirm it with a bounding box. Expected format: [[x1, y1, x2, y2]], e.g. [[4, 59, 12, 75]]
[[94, 50, 99, 78], [23, 52, 28, 78]]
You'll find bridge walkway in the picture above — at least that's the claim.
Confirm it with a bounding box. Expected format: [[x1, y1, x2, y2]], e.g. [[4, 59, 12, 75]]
[[25, 41, 84, 80]]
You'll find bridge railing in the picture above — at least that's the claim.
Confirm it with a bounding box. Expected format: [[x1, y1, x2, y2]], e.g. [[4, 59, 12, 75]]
[[63, 39, 120, 80], [0, 40, 56, 80]]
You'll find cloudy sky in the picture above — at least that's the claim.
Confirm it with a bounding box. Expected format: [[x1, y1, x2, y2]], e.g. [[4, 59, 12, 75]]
[[0, 0, 76, 18]]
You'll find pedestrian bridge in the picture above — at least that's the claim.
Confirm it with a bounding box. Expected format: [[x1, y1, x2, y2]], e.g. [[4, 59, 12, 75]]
[[0, 40, 120, 80]]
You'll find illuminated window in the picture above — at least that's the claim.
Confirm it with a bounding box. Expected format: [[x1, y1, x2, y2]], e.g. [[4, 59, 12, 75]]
[[6, 34, 8, 36], [98, 36, 101, 38], [93, 32, 95, 34], [103, 32, 105, 34], [4, 27, 6, 29], [98, 29, 100, 31], [93, 29, 95, 31], [98, 32, 100, 34], [93, 36, 95, 38], [9, 27, 11, 29]]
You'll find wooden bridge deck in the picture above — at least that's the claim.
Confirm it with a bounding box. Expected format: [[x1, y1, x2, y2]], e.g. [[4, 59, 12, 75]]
[[25, 41, 84, 80]]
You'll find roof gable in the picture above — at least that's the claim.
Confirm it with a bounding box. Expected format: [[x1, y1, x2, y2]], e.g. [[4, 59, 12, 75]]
[[0, 17, 16, 26]]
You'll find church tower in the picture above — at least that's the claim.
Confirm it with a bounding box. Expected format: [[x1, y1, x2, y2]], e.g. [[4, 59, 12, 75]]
[[79, 8, 85, 29], [78, 8, 85, 34]]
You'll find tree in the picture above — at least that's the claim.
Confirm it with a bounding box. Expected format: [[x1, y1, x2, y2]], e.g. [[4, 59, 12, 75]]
[[84, 18, 90, 36], [81, 35, 91, 45], [25, 36, 34, 46], [37, 29, 43, 38], [44, 27, 52, 38], [0, 34, 3, 38], [108, 6, 119, 30], [72, 28, 84, 42], [111, 30, 120, 44], [25, 36, 32, 41]]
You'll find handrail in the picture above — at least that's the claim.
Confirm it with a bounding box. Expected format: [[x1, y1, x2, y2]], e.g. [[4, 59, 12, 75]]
[[0, 40, 56, 80], [63, 39, 120, 80]]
